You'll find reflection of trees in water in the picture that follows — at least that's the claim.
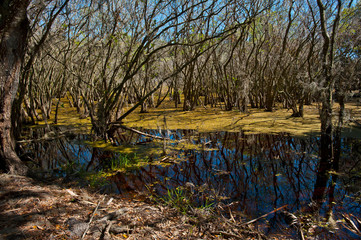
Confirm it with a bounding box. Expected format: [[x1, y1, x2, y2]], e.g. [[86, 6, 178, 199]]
[[107, 130, 361, 223], [307, 133, 361, 239], [20, 127, 146, 174], [313, 136, 361, 201], [21, 127, 361, 221], [110, 132, 320, 216], [20, 127, 93, 173]]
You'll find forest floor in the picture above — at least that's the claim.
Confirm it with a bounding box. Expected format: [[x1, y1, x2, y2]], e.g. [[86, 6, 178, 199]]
[[0, 173, 269, 240]]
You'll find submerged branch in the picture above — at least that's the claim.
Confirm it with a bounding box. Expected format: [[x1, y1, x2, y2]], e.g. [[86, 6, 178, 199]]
[[351, 119, 361, 128], [111, 124, 170, 140]]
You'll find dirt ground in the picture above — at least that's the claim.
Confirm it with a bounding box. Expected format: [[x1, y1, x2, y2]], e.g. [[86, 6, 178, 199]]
[[0, 174, 267, 240]]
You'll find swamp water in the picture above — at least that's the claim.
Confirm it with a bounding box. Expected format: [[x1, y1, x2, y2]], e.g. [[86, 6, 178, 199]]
[[20, 126, 361, 238]]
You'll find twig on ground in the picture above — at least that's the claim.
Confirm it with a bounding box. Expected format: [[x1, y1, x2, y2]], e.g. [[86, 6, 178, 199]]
[[300, 227, 305, 240], [342, 214, 361, 235], [66, 189, 97, 206], [106, 197, 114, 206], [240, 205, 288, 226], [100, 220, 113, 240], [210, 231, 243, 239], [81, 196, 105, 239], [228, 207, 236, 223]]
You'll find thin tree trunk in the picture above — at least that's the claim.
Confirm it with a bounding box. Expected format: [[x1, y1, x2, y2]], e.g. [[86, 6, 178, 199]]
[[311, 0, 342, 210], [0, 0, 30, 175]]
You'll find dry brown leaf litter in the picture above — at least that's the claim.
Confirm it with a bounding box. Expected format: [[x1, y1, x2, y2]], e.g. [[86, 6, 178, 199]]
[[0, 174, 266, 240]]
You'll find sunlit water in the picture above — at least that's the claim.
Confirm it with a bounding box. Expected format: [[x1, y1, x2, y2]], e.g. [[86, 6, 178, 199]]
[[20, 126, 361, 239]]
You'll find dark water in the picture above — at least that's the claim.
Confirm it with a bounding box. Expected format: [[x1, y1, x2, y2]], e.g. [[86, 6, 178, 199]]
[[20, 126, 361, 238]]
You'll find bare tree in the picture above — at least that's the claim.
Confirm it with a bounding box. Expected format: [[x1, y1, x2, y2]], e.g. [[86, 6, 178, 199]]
[[311, 0, 343, 208]]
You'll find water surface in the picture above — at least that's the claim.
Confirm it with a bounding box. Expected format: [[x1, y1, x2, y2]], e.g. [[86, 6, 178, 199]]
[[20, 127, 361, 238]]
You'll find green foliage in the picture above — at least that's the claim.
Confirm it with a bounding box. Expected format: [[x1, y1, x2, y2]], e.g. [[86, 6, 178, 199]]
[[55, 159, 111, 189], [161, 187, 191, 214], [150, 185, 214, 215], [59, 160, 83, 176], [84, 170, 111, 188], [108, 153, 148, 171]]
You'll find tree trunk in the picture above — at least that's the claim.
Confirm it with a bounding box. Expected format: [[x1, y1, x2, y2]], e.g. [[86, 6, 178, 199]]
[[0, 0, 30, 175], [311, 0, 342, 211]]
